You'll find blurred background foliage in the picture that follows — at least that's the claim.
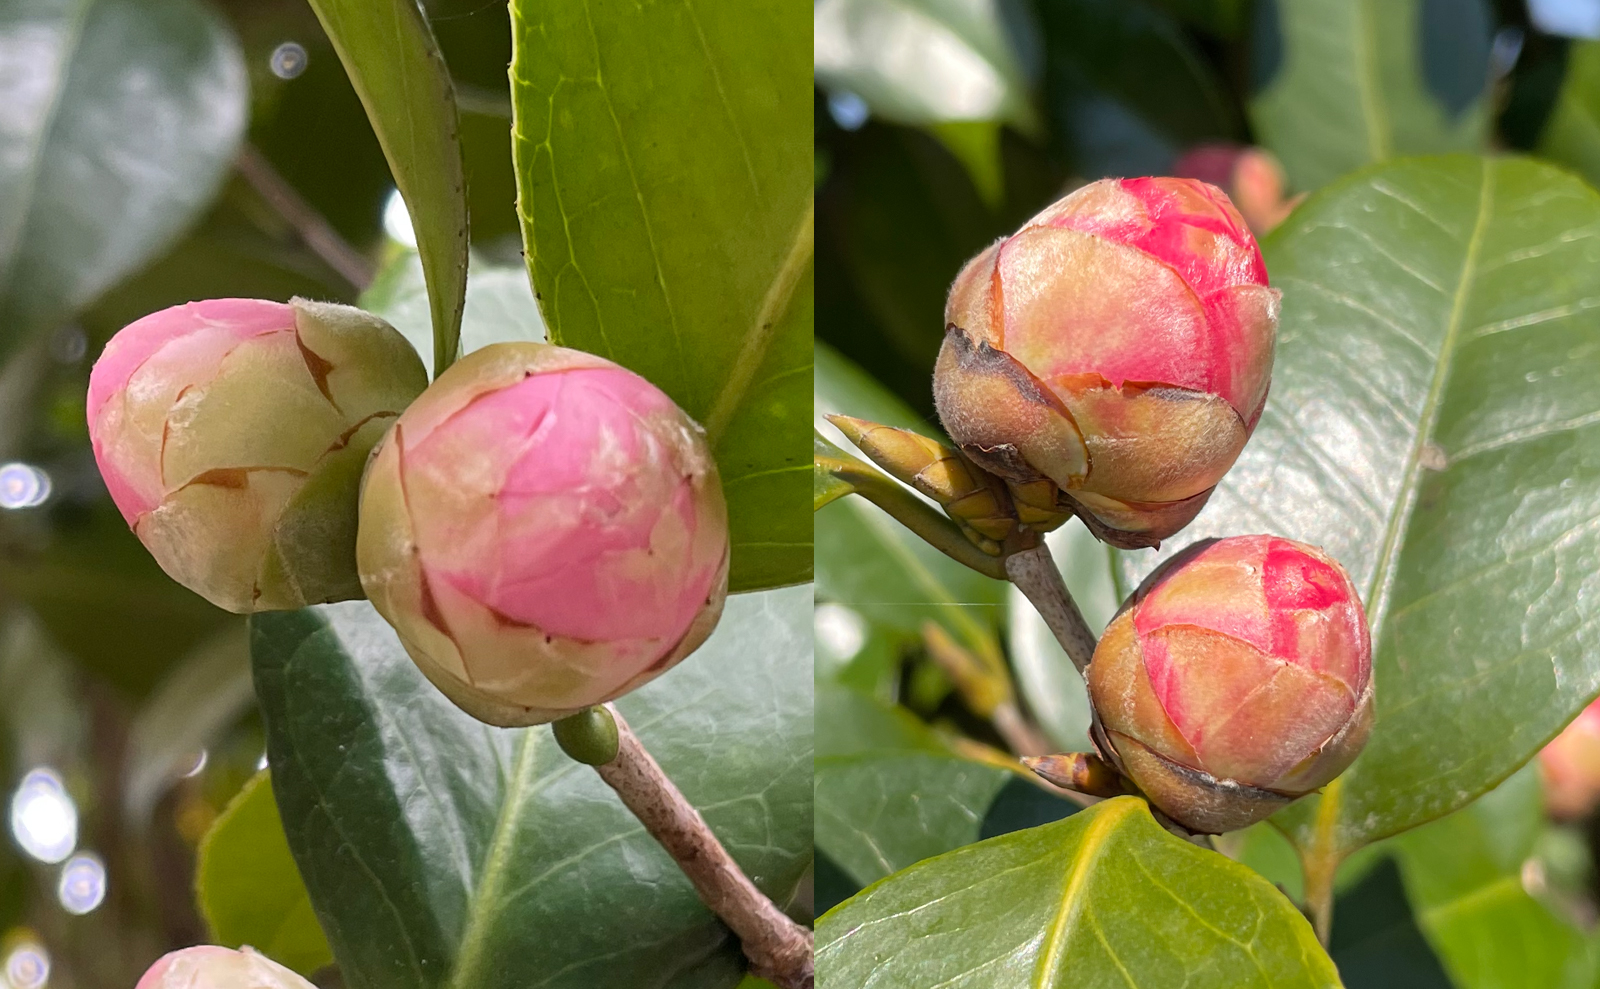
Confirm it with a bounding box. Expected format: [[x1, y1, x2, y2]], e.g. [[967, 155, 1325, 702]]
[[0, 0, 524, 984], [815, 0, 1600, 985]]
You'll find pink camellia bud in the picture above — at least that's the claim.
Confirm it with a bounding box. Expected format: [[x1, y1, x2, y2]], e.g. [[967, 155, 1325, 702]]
[[87, 298, 428, 613], [136, 946, 316, 989], [1540, 698, 1600, 820], [357, 342, 729, 728], [1087, 535, 1372, 833], [934, 177, 1279, 548], [1172, 143, 1301, 235]]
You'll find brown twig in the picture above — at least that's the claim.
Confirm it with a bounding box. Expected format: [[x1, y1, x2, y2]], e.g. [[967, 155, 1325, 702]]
[[593, 705, 814, 989], [235, 143, 376, 291], [1004, 544, 1097, 675]]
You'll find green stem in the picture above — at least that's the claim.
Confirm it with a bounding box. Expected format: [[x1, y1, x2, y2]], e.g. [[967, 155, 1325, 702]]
[[817, 452, 1008, 580]]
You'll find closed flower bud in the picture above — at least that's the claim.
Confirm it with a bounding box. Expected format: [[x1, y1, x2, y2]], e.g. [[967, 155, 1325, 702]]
[[136, 946, 316, 989], [934, 177, 1279, 548], [87, 298, 428, 613], [1541, 699, 1600, 820], [357, 343, 729, 728], [1087, 535, 1372, 833]]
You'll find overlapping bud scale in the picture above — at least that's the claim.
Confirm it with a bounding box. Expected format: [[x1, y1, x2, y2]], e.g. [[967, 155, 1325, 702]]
[[1087, 535, 1373, 833], [935, 177, 1280, 547], [87, 298, 427, 613], [357, 342, 728, 728]]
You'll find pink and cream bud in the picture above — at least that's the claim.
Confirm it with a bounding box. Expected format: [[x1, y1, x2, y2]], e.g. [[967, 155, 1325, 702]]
[[87, 298, 428, 613], [934, 177, 1279, 548], [1541, 698, 1600, 820], [1086, 535, 1372, 833], [136, 946, 317, 989], [356, 342, 729, 728]]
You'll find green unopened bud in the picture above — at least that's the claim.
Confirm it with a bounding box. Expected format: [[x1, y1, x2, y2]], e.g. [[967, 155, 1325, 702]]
[[553, 706, 621, 766], [826, 414, 1054, 553], [87, 298, 428, 613]]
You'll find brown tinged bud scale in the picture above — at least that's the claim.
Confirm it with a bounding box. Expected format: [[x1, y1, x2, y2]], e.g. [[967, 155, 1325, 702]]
[[934, 177, 1279, 549]]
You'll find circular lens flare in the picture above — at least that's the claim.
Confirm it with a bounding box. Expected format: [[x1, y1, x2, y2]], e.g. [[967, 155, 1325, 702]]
[[58, 852, 107, 915], [4, 941, 49, 989], [270, 42, 308, 79], [0, 463, 51, 509], [10, 768, 77, 863]]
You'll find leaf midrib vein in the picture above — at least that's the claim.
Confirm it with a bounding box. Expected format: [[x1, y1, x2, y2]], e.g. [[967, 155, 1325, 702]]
[[1034, 800, 1135, 987], [1309, 157, 1496, 865], [447, 731, 547, 989], [703, 197, 815, 446]]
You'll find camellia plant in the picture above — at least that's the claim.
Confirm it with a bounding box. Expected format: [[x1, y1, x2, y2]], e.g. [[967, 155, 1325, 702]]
[[815, 0, 1600, 985], [3, 0, 808, 985]]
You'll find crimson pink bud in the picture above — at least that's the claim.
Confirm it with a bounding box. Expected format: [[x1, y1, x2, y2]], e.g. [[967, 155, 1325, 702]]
[[136, 946, 316, 989], [87, 298, 427, 613], [1087, 535, 1372, 833], [1540, 698, 1600, 820], [934, 177, 1279, 548], [357, 343, 729, 728]]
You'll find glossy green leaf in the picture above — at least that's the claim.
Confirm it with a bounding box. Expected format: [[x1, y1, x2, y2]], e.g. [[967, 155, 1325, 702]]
[[1008, 520, 1122, 753], [1537, 41, 1600, 192], [360, 250, 544, 377], [817, 797, 1341, 989], [815, 681, 1025, 886], [251, 586, 812, 989], [1220, 823, 1392, 911], [1038, 0, 1236, 178], [511, 0, 812, 593], [0, 0, 247, 358], [1391, 767, 1596, 989], [304, 0, 468, 374], [1250, 0, 1490, 191], [815, 431, 860, 511], [813, 0, 1040, 134], [196, 770, 333, 976], [1122, 155, 1600, 873]]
